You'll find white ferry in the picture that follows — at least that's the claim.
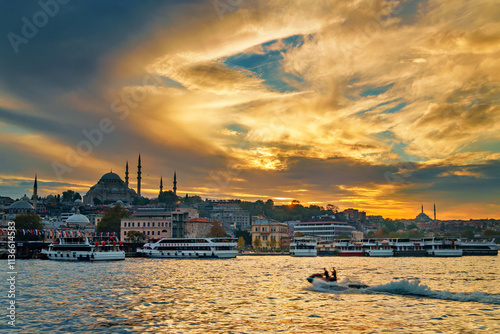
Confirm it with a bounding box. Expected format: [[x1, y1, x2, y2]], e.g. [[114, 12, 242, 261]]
[[391, 238, 427, 257], [136, 238, 238, 259], [424, 238, 462, 257], [460, 239, 498, 256], [290, 237, 317, 257], [362, 239, 393, 257], [41, 236, 125, 261], [334, 240, 365, 256]]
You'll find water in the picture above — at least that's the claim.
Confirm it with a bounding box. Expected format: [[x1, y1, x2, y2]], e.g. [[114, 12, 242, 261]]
[[1, 256, 499, 333]]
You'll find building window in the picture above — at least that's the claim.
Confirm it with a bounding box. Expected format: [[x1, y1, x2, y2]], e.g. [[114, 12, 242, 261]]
[[132, 222, 135, 227], [158, 231, 160, 235], [147, 231, 150, 235], [124, 231, 127, 235]]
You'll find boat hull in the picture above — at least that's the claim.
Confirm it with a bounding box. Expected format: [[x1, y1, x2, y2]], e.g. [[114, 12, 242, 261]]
[[365, 250, 394, 257], [137, 249, 237, 259], [41, 250, 125, 261], [427, 250, 463, 257]]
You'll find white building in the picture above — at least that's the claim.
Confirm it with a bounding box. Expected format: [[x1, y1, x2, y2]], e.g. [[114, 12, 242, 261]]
[[293, 221, 356, 241]]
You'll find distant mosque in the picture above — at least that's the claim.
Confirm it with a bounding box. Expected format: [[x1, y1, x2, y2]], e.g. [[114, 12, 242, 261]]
[[82, 155, 177, 205], [415, 203, 436, 222]]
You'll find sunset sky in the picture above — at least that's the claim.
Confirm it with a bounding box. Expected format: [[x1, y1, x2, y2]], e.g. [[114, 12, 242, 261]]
[[0, 0, 499, 219]]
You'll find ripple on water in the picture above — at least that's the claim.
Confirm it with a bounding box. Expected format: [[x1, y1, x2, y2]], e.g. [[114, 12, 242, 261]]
[[8, 256, 500, 333]]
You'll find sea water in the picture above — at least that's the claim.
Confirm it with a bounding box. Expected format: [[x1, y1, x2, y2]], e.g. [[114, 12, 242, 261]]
[[1, 256, 498, 333]]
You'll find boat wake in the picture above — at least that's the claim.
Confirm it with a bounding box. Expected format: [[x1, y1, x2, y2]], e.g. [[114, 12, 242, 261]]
[[308, 279, 500, 305]]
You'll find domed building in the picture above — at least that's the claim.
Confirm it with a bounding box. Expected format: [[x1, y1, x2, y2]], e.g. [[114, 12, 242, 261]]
[[65, 212, 90, 225], [415, 205, 432, 222], [83, 171, 138, 205], [7, 199, 35, 220]]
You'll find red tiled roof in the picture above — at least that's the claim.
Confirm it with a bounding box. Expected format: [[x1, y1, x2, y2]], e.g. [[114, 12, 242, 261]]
[[185, 218, 212, 223]]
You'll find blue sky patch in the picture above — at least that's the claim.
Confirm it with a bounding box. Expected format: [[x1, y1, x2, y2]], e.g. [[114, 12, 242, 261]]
[[360, 83, 395, 97]]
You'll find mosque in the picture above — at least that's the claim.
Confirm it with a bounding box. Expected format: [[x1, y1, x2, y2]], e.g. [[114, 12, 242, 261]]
[[82, 155, 177, 205], [415, 204, 436, 222]]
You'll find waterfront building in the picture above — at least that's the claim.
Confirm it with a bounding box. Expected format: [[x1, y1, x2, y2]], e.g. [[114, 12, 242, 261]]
[[184, 218, 214, 238], [293, 221, 356, 241], [252, 217, 289, 249]]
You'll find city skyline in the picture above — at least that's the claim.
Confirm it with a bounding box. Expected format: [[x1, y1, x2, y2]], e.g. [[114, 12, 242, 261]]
[[0, 1, 499, 219]]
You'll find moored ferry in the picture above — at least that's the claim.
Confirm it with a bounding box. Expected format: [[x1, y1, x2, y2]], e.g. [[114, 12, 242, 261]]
[[424, 238, 462, 257], [137, 238, 238, 259], [41, 236, 125, 261], [290, 237, 317, 257], [391, 238, 427, 257], [460, 239, 498, 256], [362, 239, 393, 257], [335, 240, 364, 256]]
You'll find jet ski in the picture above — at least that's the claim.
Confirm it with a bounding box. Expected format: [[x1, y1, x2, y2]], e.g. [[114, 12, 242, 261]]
[[307, 273, 369, 289]]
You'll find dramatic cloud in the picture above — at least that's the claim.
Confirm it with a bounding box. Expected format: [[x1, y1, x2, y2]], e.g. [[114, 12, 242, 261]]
[[0, 0, 498, 219]]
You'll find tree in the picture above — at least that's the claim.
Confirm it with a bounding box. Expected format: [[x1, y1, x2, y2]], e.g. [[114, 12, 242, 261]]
[[96, 204, 130, 233], [206, 221, 227, 237], [237, 236, 245, 249], [270, 236, 277, 249], [73, 192, 82, 201], [62, 190, 76, 203], [483, 229, 500, 237], [407, 223, 418, 230], [14, 213, 43, 241], [461, 229, 475, 239], [253, 237, 261, 250], [158, 190, 178, 204], [235, 228, 252, 245], [125, 231, 146, 243]]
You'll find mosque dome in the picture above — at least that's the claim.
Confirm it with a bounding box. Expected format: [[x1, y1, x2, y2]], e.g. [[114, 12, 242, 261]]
[[74, 199, 83, 205], [47, 195, 54, 199], [416, 212, 431, 221], [99, 172, 123, 183], [22, 194, 31, 201], [116, 200, 124, 205], [9, 201, 34, 210], [66, 213, 90, 224]]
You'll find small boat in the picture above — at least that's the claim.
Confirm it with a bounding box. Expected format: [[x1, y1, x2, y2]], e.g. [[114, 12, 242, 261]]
[[307, 273, 369, 290], [41, 236, 125, 261], [137, 237, 238, 259]]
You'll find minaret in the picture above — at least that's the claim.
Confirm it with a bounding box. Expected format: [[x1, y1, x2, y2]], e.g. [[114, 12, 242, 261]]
[[434, 203, 436, 220], [173, 171, 177, 195], [125, 161, 129, 187], [421, 204, 423, 213], [33, 174, 38, 212], [137, 154, 142, 197], [159, 176, 163, 195]]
